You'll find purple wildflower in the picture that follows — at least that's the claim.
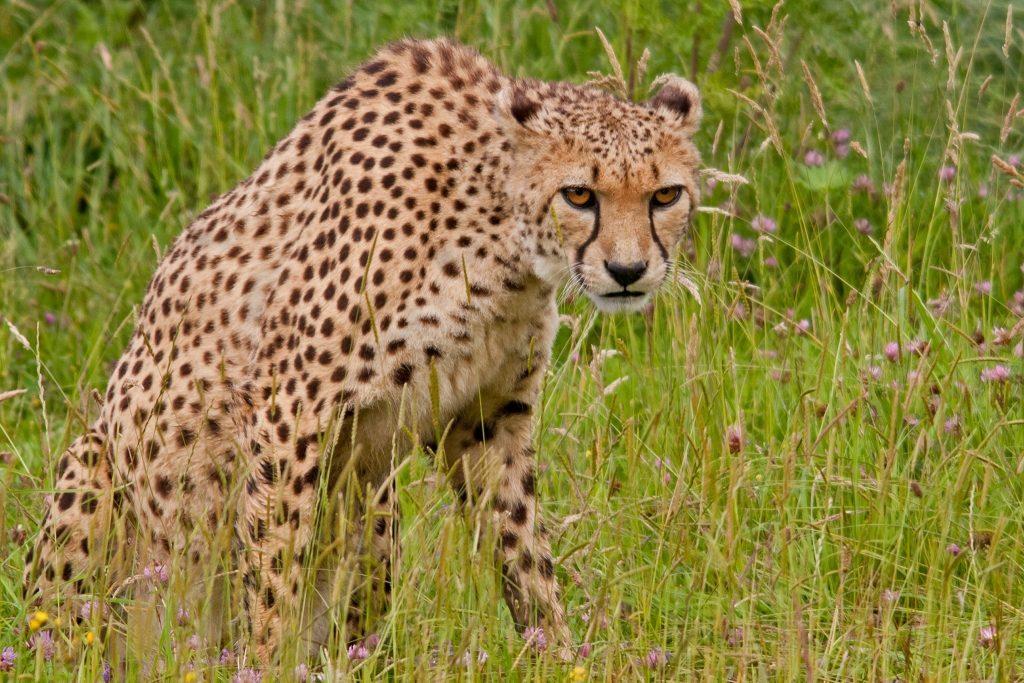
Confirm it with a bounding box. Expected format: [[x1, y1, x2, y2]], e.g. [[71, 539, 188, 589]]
[[523, 626, 547, 652], [644, 647, 669, 669], [803, 149, 825, 167], [102, 660, 112, 682], [29, 631, 54, 661], [0, 646, 15, 671], [974, 280, 992, 296], [938, 165, 956, 183], [981, 365, 1011, 383], [883, 342, 900, 362], [854, 218, 872, 235], [294, 663, 309, 681], [852, 174, 875, 194], [750, 214, 777, 234], [831, 128, 851, 144], [577, 642, 593, 659], [218, 648, 236, 666], [143, 563, 169, 584], [44, 312, 57, 325], [947, 542, 962, 556], [347, 643, 369, 661], [726, 424, 744, 454], [944, 415, 961, 435], [231, 668, 263, 683], [928, 292, 953, 317], [730, 233, 756, 258], [908, 339, 930, 356], [725, 627, 744, 647]]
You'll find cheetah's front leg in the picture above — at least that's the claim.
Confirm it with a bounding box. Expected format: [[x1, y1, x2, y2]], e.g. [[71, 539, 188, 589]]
[[445, 388, 571, 657], [332, 477, 397, 644], [237, 424, 327, 664], [238, 419, 397, 663]]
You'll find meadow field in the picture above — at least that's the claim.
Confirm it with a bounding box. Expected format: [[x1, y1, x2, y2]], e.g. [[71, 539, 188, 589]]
[[1, 0, 1023, 679]]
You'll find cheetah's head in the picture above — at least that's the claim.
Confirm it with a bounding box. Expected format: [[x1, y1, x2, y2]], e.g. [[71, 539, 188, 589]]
[[497, 77, 702, 313]]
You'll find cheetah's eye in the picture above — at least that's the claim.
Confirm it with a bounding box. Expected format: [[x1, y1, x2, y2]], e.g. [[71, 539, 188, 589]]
[[651, 186, 683, 208], [561, 187, 596, 209]]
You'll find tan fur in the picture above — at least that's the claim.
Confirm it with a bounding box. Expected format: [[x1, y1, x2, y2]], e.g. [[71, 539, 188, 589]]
[[25, 38, 701, 663]]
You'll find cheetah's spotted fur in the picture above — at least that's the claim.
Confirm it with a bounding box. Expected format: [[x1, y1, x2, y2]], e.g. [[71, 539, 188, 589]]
[[25, 38, 702, 661]]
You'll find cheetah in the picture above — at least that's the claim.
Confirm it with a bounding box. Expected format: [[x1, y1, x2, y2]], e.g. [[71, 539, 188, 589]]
[[24, 37, 702, 663]]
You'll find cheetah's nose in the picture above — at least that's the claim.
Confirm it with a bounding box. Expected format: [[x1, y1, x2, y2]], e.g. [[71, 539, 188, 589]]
[[604, 260, 647, 288]]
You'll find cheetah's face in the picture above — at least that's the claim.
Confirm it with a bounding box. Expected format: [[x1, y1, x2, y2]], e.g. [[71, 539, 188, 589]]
[[499, 77, 702, 313]]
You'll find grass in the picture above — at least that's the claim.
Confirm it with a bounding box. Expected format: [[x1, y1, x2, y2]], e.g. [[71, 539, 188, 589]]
[[1, 0, 1023, 679]]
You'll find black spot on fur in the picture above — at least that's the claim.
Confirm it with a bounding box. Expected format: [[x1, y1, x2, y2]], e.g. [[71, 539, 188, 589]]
[[472, 422, 491, 442], [521, 471, 535, 497], [260, 458, 277, 484], [509, 90, 540, 125], [498, 400, 531, 418], [510, 502, 528, 525], [501, 530, 518, 550], [650, 82, 696, 120], [393, 363, 414, 385]]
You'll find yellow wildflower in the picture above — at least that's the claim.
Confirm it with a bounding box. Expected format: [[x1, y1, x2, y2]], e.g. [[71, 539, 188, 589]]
[[28, 610, 49, 631]]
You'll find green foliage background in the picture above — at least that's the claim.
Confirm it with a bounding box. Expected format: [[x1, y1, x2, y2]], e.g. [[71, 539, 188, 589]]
[[1, 0, 1023, 679]]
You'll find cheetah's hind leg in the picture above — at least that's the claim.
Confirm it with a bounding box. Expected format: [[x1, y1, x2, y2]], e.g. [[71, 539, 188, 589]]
[[23, 427, 127, 620]]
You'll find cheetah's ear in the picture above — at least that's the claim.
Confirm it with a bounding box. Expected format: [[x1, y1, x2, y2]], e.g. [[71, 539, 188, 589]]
[[494, 84, 545, 140], [648, 75, 702, 135]]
